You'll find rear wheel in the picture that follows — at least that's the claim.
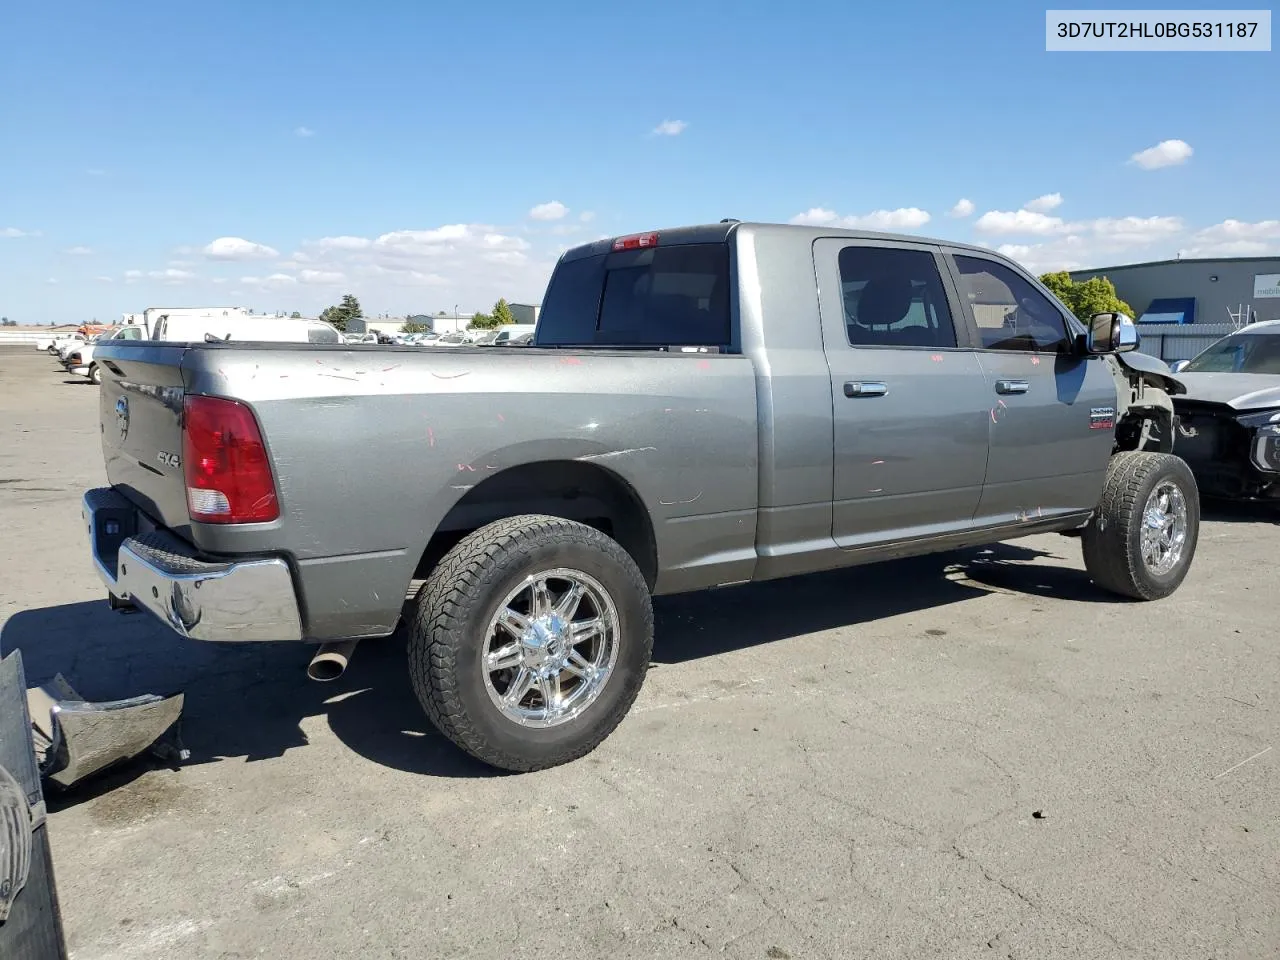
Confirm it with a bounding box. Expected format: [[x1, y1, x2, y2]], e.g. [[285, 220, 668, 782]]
[[1082, 452, 1199, 600], [88, 363, 101, 385], [408, 515, 653, 771]]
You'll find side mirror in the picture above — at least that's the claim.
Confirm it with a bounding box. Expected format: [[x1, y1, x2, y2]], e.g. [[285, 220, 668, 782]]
[[1086, 312, 1139, 354], [1169, 359, 1191, 374]]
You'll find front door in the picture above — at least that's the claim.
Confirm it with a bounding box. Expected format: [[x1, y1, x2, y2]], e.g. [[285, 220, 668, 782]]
[[942, 251, 1118, 524], [814, 239, 993, 550]]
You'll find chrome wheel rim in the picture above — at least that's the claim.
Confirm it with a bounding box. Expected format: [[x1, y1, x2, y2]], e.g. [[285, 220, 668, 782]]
[[1140, 480, 1188, 576], [481, 568, 620, 728]]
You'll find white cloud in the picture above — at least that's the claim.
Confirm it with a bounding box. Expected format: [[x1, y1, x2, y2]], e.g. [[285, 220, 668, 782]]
[[1129, 139, 1193, 170], [1183, 218, 1280, 258], [974, 209, 1067, 235], [306, 235, 370, 251], [95, 276, 113, 283], [240, 273, 297, 287], [295, 126, 316, 138], [579, 211, 596, 223], [1024, 193, 1063, 213], [149, 268, 196, 284], [652, 119, 688, 137], [298, 269, 345, 284], [123, 269, 144, 281], [994, 216, 1186, 273], [948, 198, 975, 218], [65, 245, 94, 256], [789, 207, 932, 231], [204, 236, 280, 260], [45, 278, 58, 285], [2, 227, 34, 238], [529, 201, 568, 221]]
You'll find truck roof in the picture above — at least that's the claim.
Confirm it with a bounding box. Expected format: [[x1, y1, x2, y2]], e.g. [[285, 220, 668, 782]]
[[559, 220, 1010, 264]]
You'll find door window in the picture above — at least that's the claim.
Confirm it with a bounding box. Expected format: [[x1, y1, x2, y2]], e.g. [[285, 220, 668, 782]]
[[953, 256, 1072, 353], [838, 246, 957, 349]]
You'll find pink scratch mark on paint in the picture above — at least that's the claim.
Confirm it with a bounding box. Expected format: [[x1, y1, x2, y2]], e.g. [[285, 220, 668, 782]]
[[931, 354, 944, 362], [427, 427, 435, 447], [497, 413, 505, 422], [697, 359, 711, 370], [990, 399, 1009, 424], [383, 365, 400, 372], [1031, 356, 1041, 365], [560, 356, 583, 365]]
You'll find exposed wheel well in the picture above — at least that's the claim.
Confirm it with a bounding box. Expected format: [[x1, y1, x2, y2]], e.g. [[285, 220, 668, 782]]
[[413, 461, 658, 591], [1116, 406, 1174, 454]]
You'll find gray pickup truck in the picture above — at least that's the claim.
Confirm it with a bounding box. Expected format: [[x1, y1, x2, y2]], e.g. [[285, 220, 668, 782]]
[[83, 221, 1199, 772]]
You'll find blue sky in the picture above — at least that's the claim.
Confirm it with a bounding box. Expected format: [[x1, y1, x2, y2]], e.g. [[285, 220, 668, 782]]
[[2, 0, 1276, 323]]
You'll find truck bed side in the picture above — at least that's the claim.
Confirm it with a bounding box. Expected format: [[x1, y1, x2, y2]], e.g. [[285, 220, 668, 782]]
[[94, 341, 760, 640]]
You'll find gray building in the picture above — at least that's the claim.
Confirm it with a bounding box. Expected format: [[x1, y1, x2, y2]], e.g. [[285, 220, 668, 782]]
[[1070, 256, 1280, 327], [1069, 256, 1280, 362]]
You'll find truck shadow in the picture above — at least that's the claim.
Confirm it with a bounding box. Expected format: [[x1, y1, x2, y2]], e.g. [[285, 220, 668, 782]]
[[2, 540, 1109, 795]]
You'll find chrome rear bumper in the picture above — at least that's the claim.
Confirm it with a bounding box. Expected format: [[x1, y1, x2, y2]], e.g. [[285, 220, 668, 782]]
[[82, 487, 303, 642]]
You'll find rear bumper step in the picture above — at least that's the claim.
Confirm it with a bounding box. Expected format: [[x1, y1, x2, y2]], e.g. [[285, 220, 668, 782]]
[[82, 487, 303, 642]]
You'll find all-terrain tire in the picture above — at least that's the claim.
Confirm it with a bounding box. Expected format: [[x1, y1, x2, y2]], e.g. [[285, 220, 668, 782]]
[[408, 515, 653, 772], [1082, 451, 1200, 600]]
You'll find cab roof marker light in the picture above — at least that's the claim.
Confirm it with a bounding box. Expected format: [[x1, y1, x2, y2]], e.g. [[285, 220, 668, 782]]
[[612, 232, 659, 252]]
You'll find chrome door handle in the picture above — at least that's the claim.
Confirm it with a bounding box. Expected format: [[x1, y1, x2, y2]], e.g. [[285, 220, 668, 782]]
[[844, 381, 888, 398], [995, 379, 1029, 395]]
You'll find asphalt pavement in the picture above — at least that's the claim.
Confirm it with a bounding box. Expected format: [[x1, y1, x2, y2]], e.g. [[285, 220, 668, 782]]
[[1, 346, 1277, 960]]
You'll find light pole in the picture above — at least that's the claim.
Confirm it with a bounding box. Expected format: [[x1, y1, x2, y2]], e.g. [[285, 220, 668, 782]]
[[454, 303, 459, 333]]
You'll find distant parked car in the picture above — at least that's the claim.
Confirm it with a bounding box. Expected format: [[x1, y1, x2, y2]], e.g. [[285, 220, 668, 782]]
[[1170, 319, 1280, 502], [66, 325, 147, 383]]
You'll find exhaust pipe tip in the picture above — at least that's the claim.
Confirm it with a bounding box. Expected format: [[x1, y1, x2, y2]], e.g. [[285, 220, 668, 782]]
[[307, 640, 359, 682]]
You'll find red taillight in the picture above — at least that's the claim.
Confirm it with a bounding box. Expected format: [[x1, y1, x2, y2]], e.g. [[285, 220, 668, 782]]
[[182, 395, 279, 524], [612, 231, 659, 251]]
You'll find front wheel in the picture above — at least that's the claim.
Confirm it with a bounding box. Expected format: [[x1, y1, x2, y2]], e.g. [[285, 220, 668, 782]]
[[88, 363, 101, 385], [1082, 452, 1200, 600], [408, 515, 653, 772]]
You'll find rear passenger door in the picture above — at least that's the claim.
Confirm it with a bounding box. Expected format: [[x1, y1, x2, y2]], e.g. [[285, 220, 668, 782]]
[[814, 239, 992, 550], [942, 251, 1118, 524]]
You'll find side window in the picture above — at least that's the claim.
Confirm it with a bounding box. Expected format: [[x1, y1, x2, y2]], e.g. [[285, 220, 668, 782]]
[[838, 246, 957, 349], [953, 256, 1072, 353]]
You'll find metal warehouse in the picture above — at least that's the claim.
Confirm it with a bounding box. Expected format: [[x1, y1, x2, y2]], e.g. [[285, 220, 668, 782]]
[[1069, 256, 1280, 362]]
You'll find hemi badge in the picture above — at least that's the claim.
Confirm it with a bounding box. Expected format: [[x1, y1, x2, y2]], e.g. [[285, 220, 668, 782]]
[[1089, 407, 1116, 430]]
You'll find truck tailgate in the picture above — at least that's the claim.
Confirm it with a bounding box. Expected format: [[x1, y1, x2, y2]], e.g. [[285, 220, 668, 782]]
[[97, 344, 192, 535]]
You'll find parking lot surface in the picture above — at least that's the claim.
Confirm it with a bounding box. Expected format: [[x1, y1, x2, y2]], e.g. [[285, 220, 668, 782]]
[[2, 346, 1277, 960]]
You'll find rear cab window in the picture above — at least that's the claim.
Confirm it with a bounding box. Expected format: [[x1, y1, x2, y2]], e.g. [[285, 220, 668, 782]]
[[536, 242, 732, 349]]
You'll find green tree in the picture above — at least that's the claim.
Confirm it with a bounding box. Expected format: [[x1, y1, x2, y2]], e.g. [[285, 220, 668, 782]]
[[319, 293, 365, 333], [469, 311, 497, 330], [402, 321, 430, 334], [319, 305, 347, 332], [1038, 272, 1134, 322], [290, 311, 301, 318], [491, 298, 516, 327]]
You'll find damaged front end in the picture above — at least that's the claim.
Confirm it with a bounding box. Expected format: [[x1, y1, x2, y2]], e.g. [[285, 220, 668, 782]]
[[1173, 401, 1280, 500], [1105, 350, 1186, 455]]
